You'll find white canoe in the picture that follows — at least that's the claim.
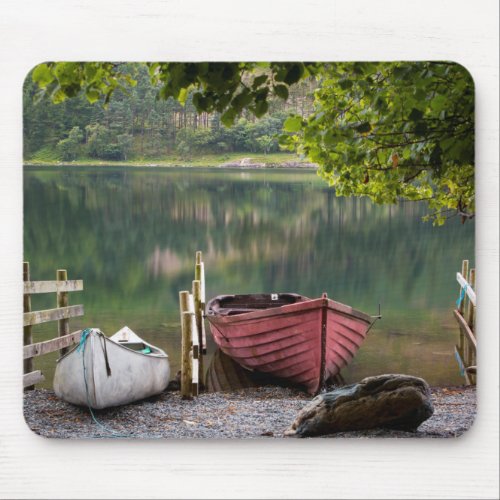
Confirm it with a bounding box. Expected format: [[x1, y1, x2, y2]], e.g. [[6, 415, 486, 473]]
[[53, 327, 170, 409]]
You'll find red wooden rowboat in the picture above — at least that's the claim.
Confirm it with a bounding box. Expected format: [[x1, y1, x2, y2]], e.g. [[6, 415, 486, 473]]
[[206, 293, 375, 395]]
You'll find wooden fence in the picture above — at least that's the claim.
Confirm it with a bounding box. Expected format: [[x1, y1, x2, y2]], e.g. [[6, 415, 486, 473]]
[[178, 251, 207, 399], [23, 262, 84, 389], [453, 259, 476, 385]]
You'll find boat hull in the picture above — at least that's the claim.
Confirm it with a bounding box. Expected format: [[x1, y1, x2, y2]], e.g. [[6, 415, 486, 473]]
[[53, 329, 170, 409], [207, 295, 372, 394]]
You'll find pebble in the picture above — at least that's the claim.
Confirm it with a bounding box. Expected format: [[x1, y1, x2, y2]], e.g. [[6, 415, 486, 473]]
[[23, 385, 476, 439]]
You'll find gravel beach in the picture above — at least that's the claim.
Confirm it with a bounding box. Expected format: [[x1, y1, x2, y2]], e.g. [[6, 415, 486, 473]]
[[23, 385, 476, 439]]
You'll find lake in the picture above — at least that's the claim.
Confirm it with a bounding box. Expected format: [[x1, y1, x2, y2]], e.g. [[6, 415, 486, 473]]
[[23, 166, 474, 388]]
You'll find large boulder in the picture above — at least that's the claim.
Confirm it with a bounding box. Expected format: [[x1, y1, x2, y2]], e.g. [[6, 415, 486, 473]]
[[286, 374, 434, 437]]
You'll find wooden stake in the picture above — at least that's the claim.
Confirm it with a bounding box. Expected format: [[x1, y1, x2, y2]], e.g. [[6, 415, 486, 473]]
[[195, 251, 202, 265], [181, 310, 193, 399], [195, 262, 207, 352], [466, 268, 476, 329], [179, 291, 191, 399], [56, 269, 70, 356], [23, 262, 34, 389], [193, 280, 204, 386]]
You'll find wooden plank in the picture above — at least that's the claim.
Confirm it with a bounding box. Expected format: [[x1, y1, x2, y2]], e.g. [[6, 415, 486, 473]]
[[23, 330, 82, 359], [57, 269, 70, 356], [453, 309, 477, 350], [24, 280, 83, 294], [456, 272, 476, 306], [23, 304, 84, 327], [192, 357, 199, 396], [23, 370, 45, 388]]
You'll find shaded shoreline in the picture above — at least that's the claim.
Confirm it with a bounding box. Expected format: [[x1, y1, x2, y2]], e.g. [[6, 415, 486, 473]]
[[23, 385, 476, 439]]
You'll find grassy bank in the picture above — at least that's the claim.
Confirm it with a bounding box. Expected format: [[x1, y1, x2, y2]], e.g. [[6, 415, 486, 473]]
[[24, 151, 316, 168]]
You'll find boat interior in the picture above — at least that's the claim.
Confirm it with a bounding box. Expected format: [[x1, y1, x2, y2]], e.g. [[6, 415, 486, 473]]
[[207, 293, 308, 316], [116, 340, 156, 354]]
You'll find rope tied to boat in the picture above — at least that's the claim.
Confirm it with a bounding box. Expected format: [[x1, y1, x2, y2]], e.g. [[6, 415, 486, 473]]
[[456, 284, 467, 309], [78, 328, 112, 376], [78, 328, 130, 438]]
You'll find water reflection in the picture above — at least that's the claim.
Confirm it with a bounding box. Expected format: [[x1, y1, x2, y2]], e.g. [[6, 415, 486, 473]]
[[23, 166, 474, 388]]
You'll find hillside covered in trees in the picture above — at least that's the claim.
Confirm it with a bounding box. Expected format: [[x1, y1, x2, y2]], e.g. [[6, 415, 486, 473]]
[[23, 64, 317, 163]]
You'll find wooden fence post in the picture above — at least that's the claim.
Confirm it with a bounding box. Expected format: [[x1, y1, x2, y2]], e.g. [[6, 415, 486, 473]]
[[193, 279, 204, 387], [466, 268, 476, 329], [179, 290, 192, 399], [466, 268, 476, 383], [195, 258, 206, 354], [181, 310, 193, 400], [23, 262, 34, 389], [56, 269, 70, 356]]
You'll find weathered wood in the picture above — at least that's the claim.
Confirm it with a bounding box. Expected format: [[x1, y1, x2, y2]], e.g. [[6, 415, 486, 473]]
[[23, 263, 33, 386], [192, 357, 199, 396], [23, 370, 45, 388], [23, 330, 82, 359], [453, 309, 477, 350], [200, 315, 207, 354], [466, 268, 476, 329], [195, 250, 202, 265], [23, 304, 84, 327], [192, 280, 203, 375], [57, 270, 70, 356], [24, 280, 83, 294], [179, 290, 190, 314], [195, 262, 205, 303], [181, 310, 193, 399], [190, 309, 200, 359]]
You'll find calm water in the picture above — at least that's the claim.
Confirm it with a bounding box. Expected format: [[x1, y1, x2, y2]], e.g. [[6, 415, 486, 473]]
[[24, 166, 474, 388]]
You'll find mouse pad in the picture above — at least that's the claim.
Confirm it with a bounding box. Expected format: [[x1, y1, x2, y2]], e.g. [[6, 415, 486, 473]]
[[22, 61, 475, 438]]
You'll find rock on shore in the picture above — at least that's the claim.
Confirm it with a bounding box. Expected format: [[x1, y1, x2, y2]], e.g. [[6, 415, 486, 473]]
[[286, 374, 434, 437]]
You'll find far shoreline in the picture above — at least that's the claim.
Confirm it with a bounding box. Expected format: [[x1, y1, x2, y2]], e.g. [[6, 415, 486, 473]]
[[23, 153, 319, 170]]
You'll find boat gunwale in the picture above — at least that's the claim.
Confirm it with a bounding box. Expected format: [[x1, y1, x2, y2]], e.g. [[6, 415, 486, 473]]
[[56, 330, 168, 363], [207, 296, 373, 326]]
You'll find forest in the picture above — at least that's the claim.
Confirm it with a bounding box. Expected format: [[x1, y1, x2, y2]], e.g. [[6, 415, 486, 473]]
[[23, 64, 316, 162]]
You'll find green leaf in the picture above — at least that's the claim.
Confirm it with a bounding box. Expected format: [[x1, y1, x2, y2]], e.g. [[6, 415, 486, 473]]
[[85, 89, 100, 104], [355, 122, 371, 133], [339, 79, 353, 90], [252, 74, 268, 89], [178, 87, 189, 106], [283, 64, 303, 85], [408, 108, 424, 121], [254, 99, 269, 118], [32, 64, 54, 88], [273, 84, 289, 100], [283, 116, 303, 132], [221, 108, 237, 127]]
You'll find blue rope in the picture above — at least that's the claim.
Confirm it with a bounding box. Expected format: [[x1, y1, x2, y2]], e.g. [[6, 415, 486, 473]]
[[454, 349, 465, 377], [79, 329, 132, 438], [456, 284, 467, 309]]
